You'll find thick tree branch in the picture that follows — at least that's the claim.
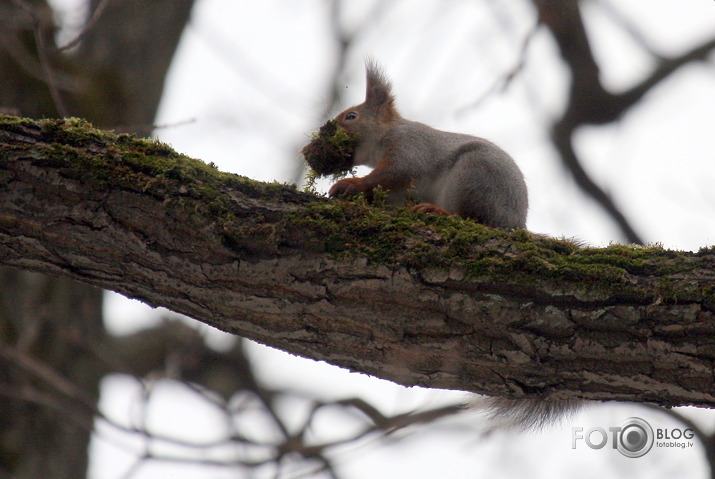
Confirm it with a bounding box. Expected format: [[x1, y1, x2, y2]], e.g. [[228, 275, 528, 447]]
[[1, 116, 715, 409]]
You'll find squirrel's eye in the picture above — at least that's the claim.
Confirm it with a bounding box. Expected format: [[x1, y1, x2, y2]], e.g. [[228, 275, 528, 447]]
[[345, 112, 358, 120]]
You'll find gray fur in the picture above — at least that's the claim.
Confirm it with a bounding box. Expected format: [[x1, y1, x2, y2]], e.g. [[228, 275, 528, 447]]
[[477, 397, 582, 430], [379, 120, 528, 229]]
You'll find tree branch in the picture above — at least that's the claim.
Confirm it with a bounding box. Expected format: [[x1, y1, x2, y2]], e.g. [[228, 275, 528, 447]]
[[1, 116, 715, 409]]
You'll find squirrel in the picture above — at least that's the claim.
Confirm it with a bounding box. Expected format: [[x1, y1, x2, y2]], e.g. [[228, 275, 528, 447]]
[[329, 62, 578, 428], [328, 60, 528, 230]]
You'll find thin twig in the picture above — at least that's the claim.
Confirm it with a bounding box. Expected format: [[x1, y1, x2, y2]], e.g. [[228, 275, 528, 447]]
[[10, 0, 70, 116], [58, 0, 114, 51], [458, 22, 539, 114], [110, 117, 197, 135], [596, 0, 666, 61]]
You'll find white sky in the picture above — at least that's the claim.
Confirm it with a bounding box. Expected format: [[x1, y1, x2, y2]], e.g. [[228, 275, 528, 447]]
[[43, 0, 715, 477]]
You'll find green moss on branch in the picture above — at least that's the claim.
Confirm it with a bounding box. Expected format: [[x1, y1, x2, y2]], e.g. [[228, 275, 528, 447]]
[[2, 115, 713, 308]]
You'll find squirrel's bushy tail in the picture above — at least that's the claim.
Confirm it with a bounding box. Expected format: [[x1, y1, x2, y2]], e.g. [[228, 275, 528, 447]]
[[476, 397, 583, 430]]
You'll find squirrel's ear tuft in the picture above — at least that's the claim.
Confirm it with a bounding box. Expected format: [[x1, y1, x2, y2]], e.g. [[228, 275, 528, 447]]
[[364, 59, 397, 116]]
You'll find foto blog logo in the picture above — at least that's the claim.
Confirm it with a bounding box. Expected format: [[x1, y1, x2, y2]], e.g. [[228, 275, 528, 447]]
[[572, 417, 655, 458], [572, 416, 696, 457]]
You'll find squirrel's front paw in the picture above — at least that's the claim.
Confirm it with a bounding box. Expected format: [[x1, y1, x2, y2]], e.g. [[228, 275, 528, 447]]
[[329, 178, 366, 197], [412, 203, 451, 216]]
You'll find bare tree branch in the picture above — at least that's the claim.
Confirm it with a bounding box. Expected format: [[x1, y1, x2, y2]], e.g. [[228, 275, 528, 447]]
[[1, 116, 715, 411], [533, 0, 715, 245], [5, 1, 69, 116]]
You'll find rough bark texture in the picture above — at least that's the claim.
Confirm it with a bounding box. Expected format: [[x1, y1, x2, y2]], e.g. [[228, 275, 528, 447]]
[[2, 116, 715, 410]]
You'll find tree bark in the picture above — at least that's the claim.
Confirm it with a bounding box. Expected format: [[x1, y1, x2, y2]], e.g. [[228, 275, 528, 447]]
[[2, 116, 715, 410]]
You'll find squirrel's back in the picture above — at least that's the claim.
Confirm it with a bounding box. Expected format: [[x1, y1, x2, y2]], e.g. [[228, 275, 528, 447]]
[[384, 119, 528, 229]]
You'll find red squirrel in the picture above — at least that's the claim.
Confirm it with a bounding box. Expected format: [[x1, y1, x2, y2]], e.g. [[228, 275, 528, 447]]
[[329, 60, 528, 230], [329, 62, 577, 428]]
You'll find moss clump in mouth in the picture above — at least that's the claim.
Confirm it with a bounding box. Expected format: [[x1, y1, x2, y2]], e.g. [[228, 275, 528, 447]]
[[300, 120, 359, 177]]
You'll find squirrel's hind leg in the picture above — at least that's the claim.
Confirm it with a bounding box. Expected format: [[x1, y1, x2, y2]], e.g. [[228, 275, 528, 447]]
[[412, 203, 488, 225], [411, 203, 451, 216]]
